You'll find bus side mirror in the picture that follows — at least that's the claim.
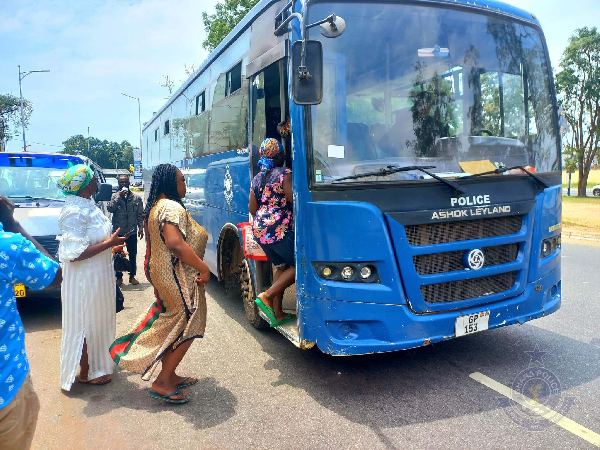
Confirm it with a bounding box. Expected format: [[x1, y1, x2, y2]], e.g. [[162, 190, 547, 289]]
[[292, 40, 323, 105], [94, 183, 113, 202]]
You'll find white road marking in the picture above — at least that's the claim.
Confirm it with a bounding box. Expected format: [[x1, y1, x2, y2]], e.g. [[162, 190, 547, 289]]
[[470, 372, 600, 447]]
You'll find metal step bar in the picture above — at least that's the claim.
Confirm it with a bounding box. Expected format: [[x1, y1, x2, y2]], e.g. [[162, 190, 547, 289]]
[[258, 311, 316, 350]]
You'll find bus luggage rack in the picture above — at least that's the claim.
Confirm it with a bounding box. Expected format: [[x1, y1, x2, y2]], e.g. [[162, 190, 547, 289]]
[[420, 271, 516, 304], [413, 243, 519, 275], [405, 216, 523, 246], [35, 236, 60, 261]]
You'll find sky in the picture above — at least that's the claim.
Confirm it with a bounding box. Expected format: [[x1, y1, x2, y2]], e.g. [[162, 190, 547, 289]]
[[1, 0, 599, 154]]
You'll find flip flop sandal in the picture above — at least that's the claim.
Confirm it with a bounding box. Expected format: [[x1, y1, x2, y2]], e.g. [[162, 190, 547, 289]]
[[148, 389, 190, 404], [270, 313, 297, 328], [176, 377, 198, 389], [255, 298, 277, 325], [78, 376, 111, 386]]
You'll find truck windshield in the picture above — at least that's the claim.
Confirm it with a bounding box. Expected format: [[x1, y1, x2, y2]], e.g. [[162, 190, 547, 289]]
[[0, 167, 67, 201], [308, 2, 559, 185]]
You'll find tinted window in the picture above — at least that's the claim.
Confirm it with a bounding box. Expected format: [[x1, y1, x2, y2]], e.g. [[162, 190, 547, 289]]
[[227, 62, 242, 95], [196, 91, 206, 115]]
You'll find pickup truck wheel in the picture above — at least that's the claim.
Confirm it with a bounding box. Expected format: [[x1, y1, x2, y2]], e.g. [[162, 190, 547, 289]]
[[594, 189, 600, 197], [239, 259, 269, 329]]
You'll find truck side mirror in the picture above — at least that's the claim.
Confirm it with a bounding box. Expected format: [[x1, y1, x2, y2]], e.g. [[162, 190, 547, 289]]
[[292, 40, 323, 105], [94, 183, 113, 202]]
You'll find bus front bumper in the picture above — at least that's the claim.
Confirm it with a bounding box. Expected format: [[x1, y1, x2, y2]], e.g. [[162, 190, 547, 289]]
[[299, 268, 561, 356]]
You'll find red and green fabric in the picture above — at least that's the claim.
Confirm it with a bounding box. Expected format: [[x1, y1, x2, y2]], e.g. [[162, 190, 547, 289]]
[[110, 298, 165, 364]]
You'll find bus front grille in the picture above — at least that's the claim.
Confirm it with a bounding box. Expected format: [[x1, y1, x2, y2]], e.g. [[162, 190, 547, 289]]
[[421, 272, 516, 304], [413, 243, 518, 275], [35, 236, 59, 261], [405, 216, 523, 246]]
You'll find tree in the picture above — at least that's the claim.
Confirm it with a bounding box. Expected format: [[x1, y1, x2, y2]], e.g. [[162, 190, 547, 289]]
[[160, 75, 175, 96], [62, 134, 134, 169], [563, 145, 579, 174], [555, 27, 600, 197], [0, 94, 32, 143], [202, 0, 259, 52]]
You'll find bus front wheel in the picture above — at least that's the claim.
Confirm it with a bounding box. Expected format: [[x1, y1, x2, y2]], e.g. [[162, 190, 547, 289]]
[[239, 258, 269, 329]]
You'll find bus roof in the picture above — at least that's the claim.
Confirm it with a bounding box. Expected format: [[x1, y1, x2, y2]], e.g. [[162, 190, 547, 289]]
[[144, 0, 539, 132], [0, 152, 83, 169]]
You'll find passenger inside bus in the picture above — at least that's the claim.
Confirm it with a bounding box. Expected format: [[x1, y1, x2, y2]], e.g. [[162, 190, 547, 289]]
[[249, 138, 296, 328]]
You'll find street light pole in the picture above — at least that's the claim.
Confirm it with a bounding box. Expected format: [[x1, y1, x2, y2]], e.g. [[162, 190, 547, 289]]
[[121, 93, 143, 154], [18, 66, 50, 152]]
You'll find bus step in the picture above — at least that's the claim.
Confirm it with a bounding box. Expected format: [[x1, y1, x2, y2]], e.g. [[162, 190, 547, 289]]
[[258, 311, 315, 350]]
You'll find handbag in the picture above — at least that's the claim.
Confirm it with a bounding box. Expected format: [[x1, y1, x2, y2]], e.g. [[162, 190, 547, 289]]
[[114, 253, 131, 272], [237, 222, 268, 261]]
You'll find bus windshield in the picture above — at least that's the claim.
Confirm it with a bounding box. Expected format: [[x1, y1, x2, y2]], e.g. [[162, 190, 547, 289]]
[[308, 2, 559, 185], [0, 167, 67, 201]]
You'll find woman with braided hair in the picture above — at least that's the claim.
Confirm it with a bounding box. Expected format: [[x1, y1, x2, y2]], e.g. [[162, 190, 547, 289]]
[[250, 138, 297, 328], [110, 164, 210, 404]]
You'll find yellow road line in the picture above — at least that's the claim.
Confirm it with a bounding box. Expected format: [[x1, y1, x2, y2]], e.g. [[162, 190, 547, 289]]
[[470, 372, 600, 448]]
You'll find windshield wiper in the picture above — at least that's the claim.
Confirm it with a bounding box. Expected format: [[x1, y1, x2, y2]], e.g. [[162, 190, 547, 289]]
[[7, 195, 64, 202], [467, 165, 550, 190], [333, 165, 467, 194]]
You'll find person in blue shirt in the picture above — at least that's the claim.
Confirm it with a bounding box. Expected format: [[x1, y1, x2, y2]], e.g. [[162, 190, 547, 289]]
[[0, 195, 62, 450]]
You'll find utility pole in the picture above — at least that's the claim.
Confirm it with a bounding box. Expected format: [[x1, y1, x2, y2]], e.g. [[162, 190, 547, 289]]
[[87, 126, 90, 156], [18, 65, 50, 152]]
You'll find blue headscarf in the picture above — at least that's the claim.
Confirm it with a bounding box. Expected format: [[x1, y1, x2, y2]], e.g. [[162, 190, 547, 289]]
[[257, 138, 283, 173]]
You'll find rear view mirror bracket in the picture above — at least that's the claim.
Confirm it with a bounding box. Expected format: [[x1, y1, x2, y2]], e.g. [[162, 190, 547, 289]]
[[273, 0, 344, 105]]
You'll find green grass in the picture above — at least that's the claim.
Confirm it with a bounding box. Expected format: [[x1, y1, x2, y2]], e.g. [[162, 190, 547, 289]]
[[562, 170, 600, 188], [562, 196, 600, 204], [562, 195, 600, 230]]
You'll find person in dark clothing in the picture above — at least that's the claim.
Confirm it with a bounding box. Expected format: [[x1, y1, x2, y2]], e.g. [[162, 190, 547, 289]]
[[107, 175, 144, 285]]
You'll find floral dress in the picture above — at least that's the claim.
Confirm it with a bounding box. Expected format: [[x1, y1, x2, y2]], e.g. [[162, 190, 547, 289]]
[[251, 167, 293, 245]]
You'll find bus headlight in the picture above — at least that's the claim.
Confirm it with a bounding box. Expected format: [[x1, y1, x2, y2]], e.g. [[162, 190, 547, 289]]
[[541, 234, 561, 258], [542, 240, 551, 257], [341, 266, 354, 280], [360, 266, 372, 279], [313, 262, 380, 283]]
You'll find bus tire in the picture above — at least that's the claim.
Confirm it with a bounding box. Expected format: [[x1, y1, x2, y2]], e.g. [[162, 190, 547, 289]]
[[219, 228, 243, 298], [239, 259, 269, 329]]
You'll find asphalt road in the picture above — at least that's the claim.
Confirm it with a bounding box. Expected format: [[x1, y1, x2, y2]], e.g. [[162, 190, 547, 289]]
[[19, 239, 600, 450], [562, 187, 597, 196]]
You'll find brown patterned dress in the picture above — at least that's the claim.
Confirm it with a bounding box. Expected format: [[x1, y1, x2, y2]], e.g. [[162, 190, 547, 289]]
[[110, 199, 209, 380]]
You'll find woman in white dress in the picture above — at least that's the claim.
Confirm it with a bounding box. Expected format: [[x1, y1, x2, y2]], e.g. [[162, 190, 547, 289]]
[[57, 164, 127, 390]]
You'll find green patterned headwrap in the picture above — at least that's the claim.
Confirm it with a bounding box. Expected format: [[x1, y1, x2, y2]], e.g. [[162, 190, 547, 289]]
[[57, 164, 94, 195]]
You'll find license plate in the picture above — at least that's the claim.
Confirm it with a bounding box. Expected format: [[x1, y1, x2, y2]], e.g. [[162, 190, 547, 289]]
[[14, 283, 26, 298], [455, 311, 490, 337]]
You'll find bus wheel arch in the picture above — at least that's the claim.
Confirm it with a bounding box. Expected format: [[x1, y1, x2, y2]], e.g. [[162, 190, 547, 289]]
[[217, 224, 243, 295], [217, 224, 268, 328], [239, 258, 269, 329]]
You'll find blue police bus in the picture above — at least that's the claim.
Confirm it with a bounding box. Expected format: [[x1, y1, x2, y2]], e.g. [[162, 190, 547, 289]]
[[141, 0, 562, 355]]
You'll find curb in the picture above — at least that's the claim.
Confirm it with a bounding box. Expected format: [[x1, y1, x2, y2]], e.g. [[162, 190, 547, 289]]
[[562, 228, 600, 242]]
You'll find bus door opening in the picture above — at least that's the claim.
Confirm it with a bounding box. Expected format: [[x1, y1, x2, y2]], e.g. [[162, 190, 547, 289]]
[[249, 59, 297, 326], [250, 59, 290, 175]]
